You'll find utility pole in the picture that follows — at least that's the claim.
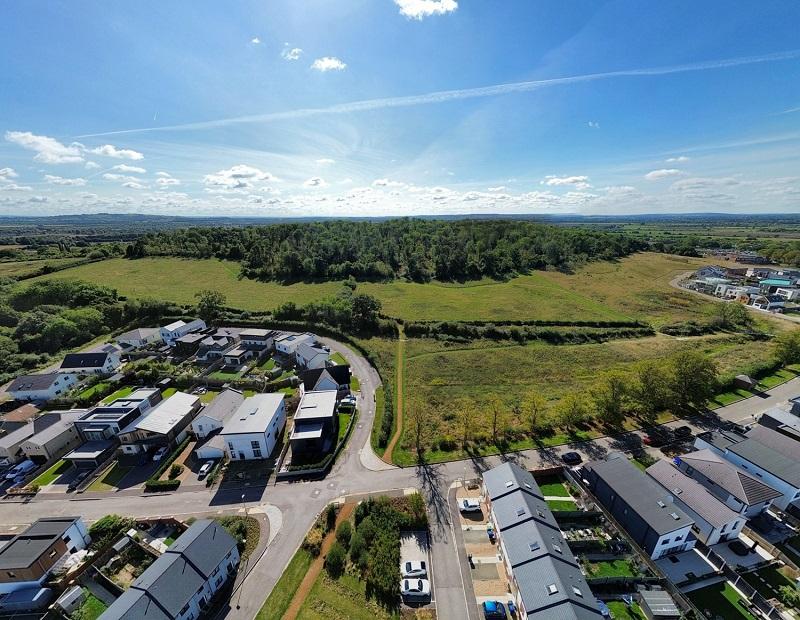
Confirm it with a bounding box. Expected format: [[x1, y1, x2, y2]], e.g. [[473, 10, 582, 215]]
[[236, 493, 249, 610]]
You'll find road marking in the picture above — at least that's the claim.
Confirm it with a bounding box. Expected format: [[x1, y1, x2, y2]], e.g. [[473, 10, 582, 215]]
[[447, 489, 473, 620]]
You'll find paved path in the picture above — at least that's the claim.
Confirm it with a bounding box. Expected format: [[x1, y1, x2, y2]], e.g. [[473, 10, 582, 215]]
[[711, 376, 800, 425]]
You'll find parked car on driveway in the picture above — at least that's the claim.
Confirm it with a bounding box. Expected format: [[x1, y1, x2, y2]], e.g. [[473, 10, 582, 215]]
[[561, 451, 582, 465], [400, 560, 427, 578], [400, 578, 430, 600], [67, 471, 90, 492], [5, 459, 35, 480], [152, 447, 169, 461], [198, 460, 214, 479], [642, 427, 672, 447], [674, 425, 693, 439], [459, 498, 482, 513], [482, 601, 507, 619]]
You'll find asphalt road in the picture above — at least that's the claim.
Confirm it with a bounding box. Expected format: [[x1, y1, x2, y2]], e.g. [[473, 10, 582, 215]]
[[1, 335, 797, 620]]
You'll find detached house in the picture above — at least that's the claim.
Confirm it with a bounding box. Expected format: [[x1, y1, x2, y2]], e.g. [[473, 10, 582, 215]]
[[118, 392, 201, 456], [192, 389, 245, 440], [58, 352, 121, 376], [0, 414, 61, 464], [274, 332, 316, 359], [160, 319, 206, 346], [221, 394, 285, 461], [99, 519, 239, 620], [20, 410, 85, 463], [290, 390, 338, 456], [584, 456, 695, 559], [116, 328, 161, 350], [295, 342, 330, 370], [239, 329, 274, 352], [300, 365, 351, 399], [74, 388, 163, 441], [6, 373, 77, 402]]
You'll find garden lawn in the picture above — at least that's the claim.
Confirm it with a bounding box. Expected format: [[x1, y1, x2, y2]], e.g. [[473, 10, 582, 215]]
[[547, 499, 577, 511], [209, 369, 245, 381], [587, 560, 637, 578], [102, 386, 134, 403], [607, 601, 645, 620], [162, 387, 177, 398], [78, 382, 110, 400], [330, 352, 347, 365], [687, 582, 757, 620], [741, 565, 795, 599], [537, 475, 570, 497], [72, 591, 108, 620], [31, 459, 71, 486], [296, 573, 397, 620], [199, 390, 219, 404], [88, 462, 132, 491], [255, 548, 314, 620], [337, 413, 351, 445], [259, 357, 276, 371]]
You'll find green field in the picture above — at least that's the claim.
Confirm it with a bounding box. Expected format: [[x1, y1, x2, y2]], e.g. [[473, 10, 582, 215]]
[[0, 257, 88, 279], [31, 459, 72, 486], [688, 582, 757, 620], [88, 462, 132, 492]]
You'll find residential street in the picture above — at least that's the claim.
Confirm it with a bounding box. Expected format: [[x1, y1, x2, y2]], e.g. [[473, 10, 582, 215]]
[[0, 337, 798, 620]]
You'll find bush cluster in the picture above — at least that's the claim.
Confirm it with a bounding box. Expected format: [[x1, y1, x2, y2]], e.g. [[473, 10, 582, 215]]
[[377, 384, 394, 448]]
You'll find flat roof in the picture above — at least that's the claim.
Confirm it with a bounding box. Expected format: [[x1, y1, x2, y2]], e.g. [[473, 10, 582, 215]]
[[64, 439, 116, 460], [291, 420, 325, 440], [222, 394, 284, 435], [134, 392, 198, 435], [0, 517, 79, 570], [295, 390, 337, 422], [162, 320, 186, 331]]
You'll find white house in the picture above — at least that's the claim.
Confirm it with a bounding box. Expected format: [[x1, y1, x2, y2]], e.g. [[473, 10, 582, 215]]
[[58, 352, 121, 376], [191, 389, 245, 439], [6, 373, 77, 402], [274, 332, 316, 358], [116, 327, 161, 349], [117, 392, 201, 455], [160, 319, 206, 346], [221, 394, 285, 461], [646, 460, 745, 546], [775, 287, 800, 301], [695, 427, 800, 511], [295, 342, 330, 370], [750, 295, 785, 312], [98, 519, 239, 620]]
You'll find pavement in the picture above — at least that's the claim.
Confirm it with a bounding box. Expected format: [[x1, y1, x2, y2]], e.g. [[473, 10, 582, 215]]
[[1, 335, 798, 620]]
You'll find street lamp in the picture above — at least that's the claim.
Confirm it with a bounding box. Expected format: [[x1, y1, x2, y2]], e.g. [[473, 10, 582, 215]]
[[236, 493, 249, 610]]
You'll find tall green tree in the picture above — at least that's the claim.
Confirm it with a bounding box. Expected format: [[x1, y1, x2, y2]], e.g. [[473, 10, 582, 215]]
[[668, 350, 718, 411], [592, 371, 629, 427], [631, 360, 670, 421], [195, 289, 226, 324], [774, 330, 800, 366]]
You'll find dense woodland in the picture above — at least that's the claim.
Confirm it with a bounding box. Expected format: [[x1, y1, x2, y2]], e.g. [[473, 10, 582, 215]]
[[125, 219, 645, 282]]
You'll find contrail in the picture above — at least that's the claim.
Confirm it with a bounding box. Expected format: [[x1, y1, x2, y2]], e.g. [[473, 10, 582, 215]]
[[75, 49, 800, 138]]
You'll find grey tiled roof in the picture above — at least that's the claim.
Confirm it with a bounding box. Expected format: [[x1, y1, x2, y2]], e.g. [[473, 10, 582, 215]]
[[130, 553, 205, 617], [200, 389, 245, 423], [7, 373, 60, 392], [96, 589, 171, 620], [646, 460, 740, 529], [731, 425, 800, 486], [165, 519, 237, 579], [483, 461, 544, 501], [678, 449, 781, 505]]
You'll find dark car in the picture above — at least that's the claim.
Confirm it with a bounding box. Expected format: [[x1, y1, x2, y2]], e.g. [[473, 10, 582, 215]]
[[674, 425, 693, 439], [561, 451, 582, 465], [482, 601, 507, 619], [642, 428, 672, 447], [67, 471, 90, 492]]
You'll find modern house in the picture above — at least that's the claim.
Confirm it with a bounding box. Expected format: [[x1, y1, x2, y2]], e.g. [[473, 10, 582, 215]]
[[295, 342, 330, 370], [274, 332, 316, 359], [0, 517, 90, 595], [58, 352, 121, 376], [160, 319, 207, 346], [221, 394, 285, 461], [63, 440, 117, 470], [646, 460, 744, 546], [118, 392, 201, 456], [750, 294, 785, 312], [239, 329, 274, 351], [74, 388, 163, 442], [191, 389, 245, 440], [196, 334, 238, 362], [116, 327, 162, 350], [20, 410, 85, 463], [222, 346, 254, 367], [99, 519, 239, 620], [0, 414, 61, 464], [300, 365, 351, 399], [695, 427, 800, 511], [290, 390, 338, 456], [174, 333, 206, 357], [757, 406, 800, 437], [6, 373, 77, 402], [637, 589, 681, 620], [675, 449, 781, 517], [482, 462, 601, 620], [583, 456, 695, 559]]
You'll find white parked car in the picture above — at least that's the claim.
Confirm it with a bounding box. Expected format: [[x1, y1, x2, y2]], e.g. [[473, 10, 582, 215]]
[[152, 447, 169, 462], [198, 460, 214, 479], [400, 578, 431, 599], [400, 560, 427, 578], [459, 498, 482, 513]]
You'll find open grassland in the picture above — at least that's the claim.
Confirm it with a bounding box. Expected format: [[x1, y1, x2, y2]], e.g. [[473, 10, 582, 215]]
[[297, 573, 398, 620], [31, 252, 736, 325], [0, 257, 87, 279]]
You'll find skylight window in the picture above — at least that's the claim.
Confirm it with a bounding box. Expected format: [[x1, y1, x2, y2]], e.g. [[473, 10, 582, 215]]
[[547, 584, 558, 595], [573, 586, 583, 597], [516, 507, 526, 517], [670, 512, 680, 520], [529, 541, 540, 552], [505, 480, 513, 488], [657, 500, 666, 508]]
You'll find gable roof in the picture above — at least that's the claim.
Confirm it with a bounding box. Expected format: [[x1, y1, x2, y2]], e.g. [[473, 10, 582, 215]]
[[678, 449, 781, 505], [7, 373, 61, 393], [98, 589, 171, 620], [60, 352, 111, 370], [302, 365, 351, 391], [131, 553, 205, 617], [585, 456, 693, 535], [483, 461, 544, 501], [162, 320, 186, 332], [116, 327, 160, 342], [26, 410, 85, 445], [199, 389, 245, 424], [164, 519, 237, 578], [0, 413, 61, 449], [296, 341, 328, 361], [730, 425, 800, 486], [646, 460, 740, 528], [0, 517, 80, 570]]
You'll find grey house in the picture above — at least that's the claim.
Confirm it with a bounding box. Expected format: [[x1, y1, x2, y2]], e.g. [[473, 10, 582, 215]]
[[99, 519, 240, 620], [583, 456, 695, 559], [483, 462, 602, 620]]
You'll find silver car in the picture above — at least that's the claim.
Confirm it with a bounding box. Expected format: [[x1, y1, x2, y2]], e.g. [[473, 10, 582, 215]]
[[400, 578, 431, 599], [400, 560, 427, 578]]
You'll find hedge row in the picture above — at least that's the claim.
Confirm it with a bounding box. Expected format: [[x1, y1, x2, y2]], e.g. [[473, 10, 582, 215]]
[[396, 317, 649, 329], [377, 384, 394, 448], [144, 479, 181, 492], [403, 321, 654, 344], [144, 436, 191, 492]]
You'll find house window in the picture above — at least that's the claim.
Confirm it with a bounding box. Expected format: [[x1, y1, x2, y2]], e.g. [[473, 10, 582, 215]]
[[253, 448, 262, 458], [547, 584, 558, 595], [661, 538, 670, 545], [573, 586, 583, 597], [179, 603, 190, 616], [7, 571, 16, 578], [675, 534, 682, 541], [251, 441, 260, 449]]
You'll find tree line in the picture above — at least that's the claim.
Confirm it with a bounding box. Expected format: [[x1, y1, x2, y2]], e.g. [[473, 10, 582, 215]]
[[125, 219, 645, 283]]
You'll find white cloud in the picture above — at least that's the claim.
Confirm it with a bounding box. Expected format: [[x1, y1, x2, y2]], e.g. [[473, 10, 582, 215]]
[[0, 168, 18, 179], [666, 156, 690, 163], [156, 171, 171, 177], [394, 0, 458, 19], [251, 37, 261, 44], [304, 177, 328, 188], [122, 181, 147, 190], [281, 46, 303, 61], [112, 164, 146, 174], [316, 158, 336, 165], [542, 175, 592, 190], [156, 175, 180, 187], [0, 183, 32, 192], [84, 161, 100, 170], [88, 144, 144, 160], [44, 174, 87, 186], [670, 176, 740, 192], [645, 168, 683, 181], [587, 121, 600, 128], [5, 131, 83, 164], [203, 165, 279, 190], [487, 186, 506, 192], [311, 57, 346, 72]]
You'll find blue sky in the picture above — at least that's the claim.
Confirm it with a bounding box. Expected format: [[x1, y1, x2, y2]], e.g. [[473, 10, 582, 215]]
[[1, 0, 799, 217]]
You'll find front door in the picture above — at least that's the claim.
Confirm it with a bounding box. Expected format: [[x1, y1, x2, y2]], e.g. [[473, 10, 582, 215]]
[[239, 452, 245, 460]]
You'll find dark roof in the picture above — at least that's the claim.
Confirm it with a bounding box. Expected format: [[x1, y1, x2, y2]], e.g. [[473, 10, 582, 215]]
[[677, 449, 781, 505], [483, 462, 600, 620], [730, 426, 800, 486], [7, 373, 60, 392], [0, 517, 80, 570], [0, 413, 61, 449], [60, 352, 110, 369], [175, 332, 205, 344], [98, 589, 171, 620], [165, 519, 238, 578], [301, 365, 351, 391], [585, 456, 693, 535], [132, 554, 205, 617]]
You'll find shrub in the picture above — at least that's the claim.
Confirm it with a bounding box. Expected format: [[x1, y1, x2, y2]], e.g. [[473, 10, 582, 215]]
[[88, 514, 136, 549], [325, 541, 346, 578], [349, 531, 367, 569], [168, 464, 184, 480], [303, 528, 324, 557], [336, 520, 352, 547], [144, 479, 181, 492], [325, 503, 338, 532]]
